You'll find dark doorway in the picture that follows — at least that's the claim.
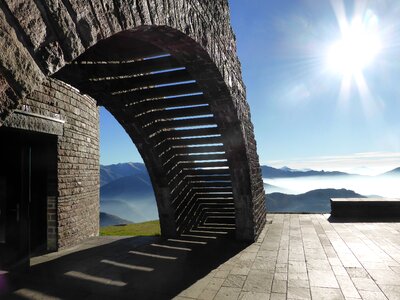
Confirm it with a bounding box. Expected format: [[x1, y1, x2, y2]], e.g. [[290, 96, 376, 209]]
[[0, 128, 57, 270]]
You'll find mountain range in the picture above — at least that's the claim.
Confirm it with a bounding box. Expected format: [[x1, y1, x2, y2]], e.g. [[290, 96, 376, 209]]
[[262, 165, 400, 178], [261, 165, 351, 178], [101, 162, 148, 186], [99, 162, 400, 224]]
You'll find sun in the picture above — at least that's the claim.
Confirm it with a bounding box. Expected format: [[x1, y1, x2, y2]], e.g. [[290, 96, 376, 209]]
[[325, 6, 384, 116], [327, 17, 381, 76]]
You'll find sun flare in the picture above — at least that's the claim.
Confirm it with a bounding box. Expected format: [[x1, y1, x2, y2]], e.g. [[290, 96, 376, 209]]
[[327, 17, 381, 76]]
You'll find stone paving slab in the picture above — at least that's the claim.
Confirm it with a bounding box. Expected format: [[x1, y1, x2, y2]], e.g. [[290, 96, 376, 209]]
[[3, 214, 400, 299], [176, 214, 400, 300]]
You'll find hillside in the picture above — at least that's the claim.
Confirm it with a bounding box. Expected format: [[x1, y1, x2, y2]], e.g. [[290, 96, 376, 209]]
[[100, 212, 133, 227], [100, 220, 160, 237], [266, 188, 366, 213]]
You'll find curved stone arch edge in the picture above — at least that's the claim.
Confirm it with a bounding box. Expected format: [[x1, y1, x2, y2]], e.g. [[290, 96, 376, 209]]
[[94, 26, 262, 241]]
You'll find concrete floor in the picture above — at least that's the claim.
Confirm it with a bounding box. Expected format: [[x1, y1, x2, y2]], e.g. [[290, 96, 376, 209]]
[[3, 214, 400, 299]]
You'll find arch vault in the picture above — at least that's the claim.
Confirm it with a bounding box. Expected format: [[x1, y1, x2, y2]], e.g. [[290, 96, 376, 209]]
[[0, 0, 266, 261]]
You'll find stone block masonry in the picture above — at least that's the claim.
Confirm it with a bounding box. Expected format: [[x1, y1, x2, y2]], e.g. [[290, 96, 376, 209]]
[[19, 78, 100, 250]]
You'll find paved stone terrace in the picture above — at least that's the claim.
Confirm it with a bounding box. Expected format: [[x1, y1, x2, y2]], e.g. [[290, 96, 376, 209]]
[[176, 214, 400, 300], [4, 214, 400, 299]]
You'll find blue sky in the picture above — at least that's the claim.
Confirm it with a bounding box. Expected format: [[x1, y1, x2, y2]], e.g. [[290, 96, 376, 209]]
[[100, 0, 400, 174]]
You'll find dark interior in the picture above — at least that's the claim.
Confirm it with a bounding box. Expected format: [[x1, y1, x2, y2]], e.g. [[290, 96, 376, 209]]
[[0, 128, 57, 269]]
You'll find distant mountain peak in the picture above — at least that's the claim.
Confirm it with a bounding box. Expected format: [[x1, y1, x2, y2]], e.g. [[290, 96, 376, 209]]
[[280, 166, 294, 172]]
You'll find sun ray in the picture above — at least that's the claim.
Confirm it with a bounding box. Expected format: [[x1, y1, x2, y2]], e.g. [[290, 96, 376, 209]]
[[337, 74, 352, 110], [327, 1, 384, 117], [329, 0, 349, 35], [353, 71, 380, 117]]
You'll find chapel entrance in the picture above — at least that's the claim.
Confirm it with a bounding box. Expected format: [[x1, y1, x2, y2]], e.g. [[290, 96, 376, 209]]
[[0, 128, 57, 270]]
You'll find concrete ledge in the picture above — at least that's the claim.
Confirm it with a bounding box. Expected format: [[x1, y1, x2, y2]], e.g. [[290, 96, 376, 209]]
[[331, 197, 400, 219], [3, 110, 64, 136]]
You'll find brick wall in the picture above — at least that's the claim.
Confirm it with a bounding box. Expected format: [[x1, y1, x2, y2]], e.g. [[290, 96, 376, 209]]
[[19, 78, 99, 250]]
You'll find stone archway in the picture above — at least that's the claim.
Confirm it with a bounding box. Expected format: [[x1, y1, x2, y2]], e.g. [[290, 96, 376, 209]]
[[0, 1, 265, 247]]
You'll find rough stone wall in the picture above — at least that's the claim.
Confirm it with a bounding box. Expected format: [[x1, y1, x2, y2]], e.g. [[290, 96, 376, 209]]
[[0, 0, 265, 242], [17, 78, 100, 250]]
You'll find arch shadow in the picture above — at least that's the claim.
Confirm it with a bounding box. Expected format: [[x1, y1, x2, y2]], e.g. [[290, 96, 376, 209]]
[[3, 234, 249, 299]]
